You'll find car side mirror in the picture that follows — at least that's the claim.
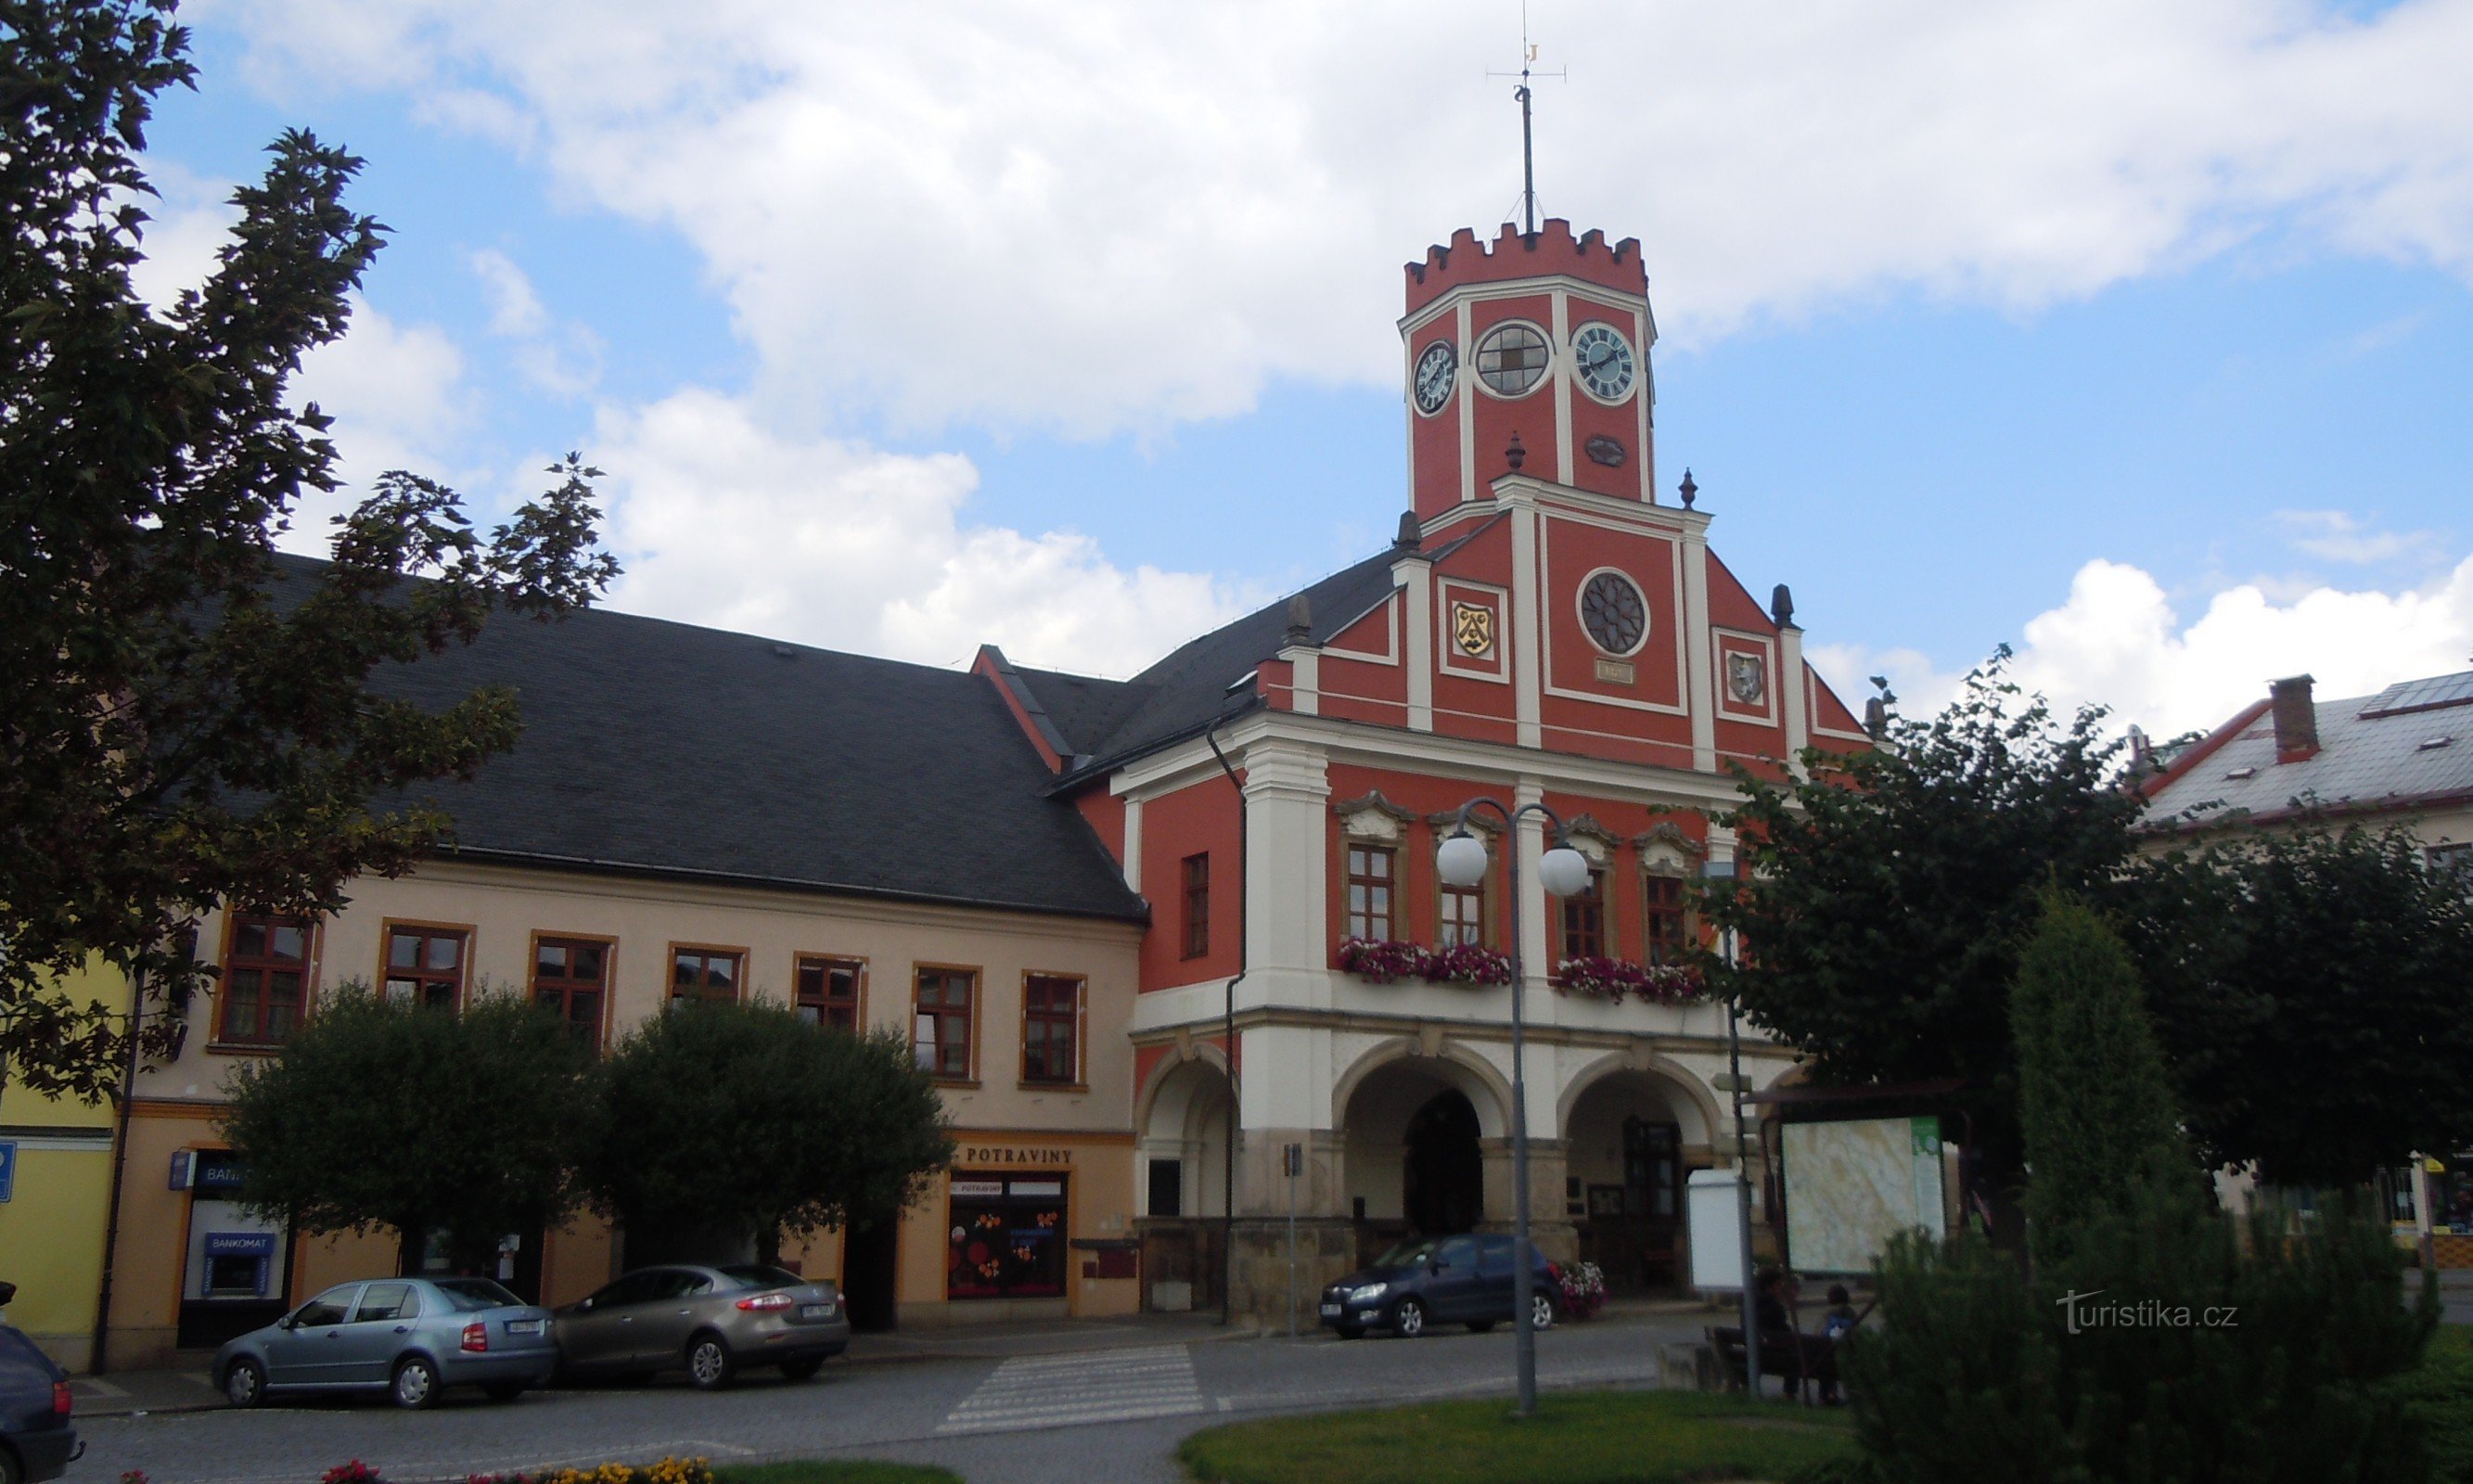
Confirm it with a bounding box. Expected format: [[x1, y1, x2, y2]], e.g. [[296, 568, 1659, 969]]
[[277, 1314, 298, 1331]]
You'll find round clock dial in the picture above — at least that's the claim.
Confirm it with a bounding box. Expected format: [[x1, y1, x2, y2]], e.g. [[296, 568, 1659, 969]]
[[1413, 340, 1456, 416], [1475, 322, 1549, 396], [1571, 323, 1635, 402], [1580, 571, 1647, 655]]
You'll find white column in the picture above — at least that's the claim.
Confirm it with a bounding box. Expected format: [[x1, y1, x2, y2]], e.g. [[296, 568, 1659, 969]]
[[1456, 300, 1477, 505], [1399, 558, 1434, 734], [1680, 516, 1717, 772], [1551, 289, 1573, 485], [1241, 738, 1330, 979], [1515, 775, 1549, 991]]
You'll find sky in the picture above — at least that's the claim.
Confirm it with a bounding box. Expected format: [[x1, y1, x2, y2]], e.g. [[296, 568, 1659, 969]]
[[135, 0, 2473, 739]]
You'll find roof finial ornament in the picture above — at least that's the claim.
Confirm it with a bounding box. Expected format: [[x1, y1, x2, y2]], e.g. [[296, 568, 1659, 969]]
[[1486, 3, 1564, 236], [1506, 431, 1527, 473], [1284, 593, 1314, 646], [1677, 468, 1697, 508], [1395, 509, 1422, 550], [1770, 583, 1796, 630]]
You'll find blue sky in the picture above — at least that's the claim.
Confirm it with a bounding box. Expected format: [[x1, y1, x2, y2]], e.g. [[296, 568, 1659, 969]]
[[144, 1, 2473, 734]]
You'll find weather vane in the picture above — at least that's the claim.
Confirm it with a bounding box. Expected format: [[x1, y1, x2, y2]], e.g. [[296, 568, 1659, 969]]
[[1486, 3, 1566, 235]]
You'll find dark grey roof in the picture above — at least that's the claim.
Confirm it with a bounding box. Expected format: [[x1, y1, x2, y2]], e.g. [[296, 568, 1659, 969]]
[[2143, 670, 2473, 826], [1023, 548, 1405, 779], [288, 558, 1147, 921]]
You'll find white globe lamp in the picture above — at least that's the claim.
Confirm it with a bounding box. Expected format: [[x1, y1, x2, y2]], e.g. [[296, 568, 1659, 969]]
[[1537, 843, 1591, 898], [1436, 831, 1490, 889]]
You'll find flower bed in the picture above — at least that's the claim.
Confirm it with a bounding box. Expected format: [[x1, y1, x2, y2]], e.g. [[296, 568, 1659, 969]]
[[1336, 939, 1514, 987]]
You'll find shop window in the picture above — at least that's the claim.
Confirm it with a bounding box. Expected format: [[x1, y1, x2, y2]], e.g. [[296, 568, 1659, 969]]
[[797, 955, 864, 1031], [1346, 843, 1397, 940], [218, 914, 310, 1046], [1644, 875, 1687, 965], [532, 937, 609, 1043], [1559, 868, 1606, 961], [1181, 853, 1211, 959], [1021, 974, 1082, 1084], [383, 926, 468, 1009], [915, 967, 976, 1079], [670, 947, 742, 1005], [945, 1174, 1068, 1299]]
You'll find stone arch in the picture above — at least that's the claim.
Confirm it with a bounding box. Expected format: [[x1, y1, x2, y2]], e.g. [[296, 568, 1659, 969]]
[[1330, 1035, 1516, 1140], [1135, 1045, 1234, 1221], [1133, 1040, 1233, 1141], [1557, 1049, 1724, 1291], [1555, 1047, 1725, 1147]]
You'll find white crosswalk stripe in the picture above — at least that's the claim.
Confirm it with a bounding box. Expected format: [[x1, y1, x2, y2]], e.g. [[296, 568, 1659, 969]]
[[935, 1343, 1205, 1436]]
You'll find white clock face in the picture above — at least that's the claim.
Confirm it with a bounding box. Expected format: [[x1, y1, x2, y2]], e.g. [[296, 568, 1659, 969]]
[[1572, 323, 1635, 402], [1413, 340, 1456, 416]]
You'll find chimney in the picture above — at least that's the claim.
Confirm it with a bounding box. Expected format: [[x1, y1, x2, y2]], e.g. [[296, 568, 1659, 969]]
[[2269, 675, 2319, 762], [1284, 593, 1314, 647]]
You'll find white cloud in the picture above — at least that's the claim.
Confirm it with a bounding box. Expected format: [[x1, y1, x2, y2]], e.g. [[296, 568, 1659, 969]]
[[204, 0, 2473, 437], [2271, 508, 2443, 565], [282, 297, 472, 555], [468, 249, 601, 396], [126, 160, 241, 311], [1813, 552, 2473, 738], [593, 389, 1249, 674]]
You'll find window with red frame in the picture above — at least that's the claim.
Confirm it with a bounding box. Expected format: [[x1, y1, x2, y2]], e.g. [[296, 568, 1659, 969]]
[[1559, 868, 1606, 960], [1439, 865, 1489, 948], [1345, 844, 1397, 941], [1644, 875, 1688, 965], [1181, 853, 1211, 959], [532, 937, 609, 1042], [796, 955, 863, 1032], [915, 968, 976, 1079], [1021, 974, 1082, 1084], [219, 915, 310, 1045], [670, 948, 741, 1005], [383, 926, 467, 1009]]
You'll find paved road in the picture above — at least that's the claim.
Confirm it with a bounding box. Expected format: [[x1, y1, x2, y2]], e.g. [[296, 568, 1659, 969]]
[[74, 1317, 1707, 1484]]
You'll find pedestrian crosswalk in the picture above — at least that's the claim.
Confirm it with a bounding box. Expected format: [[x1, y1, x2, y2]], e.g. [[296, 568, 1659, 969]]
[[935, 1343, 1205, 1436]]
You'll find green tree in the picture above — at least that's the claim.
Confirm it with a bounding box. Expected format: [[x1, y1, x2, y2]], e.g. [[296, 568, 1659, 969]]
[[2012, 891, 2185, 1270], [1703, 650, 2145, 1230], [220, 984, 600, 1274], [0, 0, 618, 1100], [586, 1002, 954, 1266], [2127, 821, 2473, 1187]]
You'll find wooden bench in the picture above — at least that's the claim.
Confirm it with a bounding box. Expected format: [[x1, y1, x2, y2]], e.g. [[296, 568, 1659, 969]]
[[1707, 1325, 1838, 1401]]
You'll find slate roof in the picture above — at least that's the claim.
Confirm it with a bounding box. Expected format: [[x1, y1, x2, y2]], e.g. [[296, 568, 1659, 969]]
[[2142, 671, 2473, 829], [290, 558, 1147, 921], [1014, 546, 1406, 779]]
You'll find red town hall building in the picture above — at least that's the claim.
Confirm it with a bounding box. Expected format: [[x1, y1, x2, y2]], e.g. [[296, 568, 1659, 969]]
[[977, 218, 1868, 1319], [98, 213, 1869, 1365]]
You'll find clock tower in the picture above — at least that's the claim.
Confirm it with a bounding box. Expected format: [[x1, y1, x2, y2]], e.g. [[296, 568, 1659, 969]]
[[1399, 218, 1656, 525]]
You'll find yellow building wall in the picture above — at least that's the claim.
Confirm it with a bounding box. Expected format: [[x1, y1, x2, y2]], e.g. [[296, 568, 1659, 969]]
[[0, 957, 127, 1371]]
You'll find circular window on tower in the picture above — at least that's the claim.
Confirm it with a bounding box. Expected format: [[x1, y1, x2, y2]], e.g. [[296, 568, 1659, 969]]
[[1474, 322, 1549, 397], [1579, 569, 1648, 656]]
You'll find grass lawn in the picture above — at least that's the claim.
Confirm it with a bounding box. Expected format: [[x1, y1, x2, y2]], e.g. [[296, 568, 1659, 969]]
[[716, 1465, 961, 1484], [1177, 1388, 1855, 1484]]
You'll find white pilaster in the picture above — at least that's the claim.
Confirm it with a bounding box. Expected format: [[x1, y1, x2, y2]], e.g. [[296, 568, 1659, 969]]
[[1680, 522, 1716, 772], [1281, 646, 1320, 717], [1121, 794, 1144, 892], [1777, 624, 1809, 777], [1551, 289, 1573, 485], [1512, 505, 1544, 749], [1240, 738, 1330, 977], [1398, 557, 1434, 733], [1456, 300, 1477, 505], [1514, 775, 1549, 992]]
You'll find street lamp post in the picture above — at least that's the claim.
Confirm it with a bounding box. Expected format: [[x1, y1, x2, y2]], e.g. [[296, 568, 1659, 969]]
[[1437, 800, 1593, 1419]]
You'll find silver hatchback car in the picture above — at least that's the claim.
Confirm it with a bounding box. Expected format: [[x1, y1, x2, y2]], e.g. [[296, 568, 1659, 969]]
[[555, 1263, 850, 1388], [215, 1276, 557, 1410]]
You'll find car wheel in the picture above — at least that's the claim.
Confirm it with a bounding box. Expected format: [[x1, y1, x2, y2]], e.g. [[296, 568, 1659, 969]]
[[686, 1332, 737, 1390], [223, 1357, 267, 1410], [391, 1355, 442, 1411], [779, 1355, 825, 1381], [1333, 1324, 1365, 1340], [0, 1440, 23, 1484], [1393, 1297, 1427, 1338], [1466, 1321, 1497, 1334], [483, 1382, 528, 1403], [1531, 1291, 1558, 1331]]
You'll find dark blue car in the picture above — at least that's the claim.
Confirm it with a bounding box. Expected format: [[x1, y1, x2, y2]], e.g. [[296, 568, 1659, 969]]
[[1318, 1233, 1562, 1339], [0, 1310, 81, 1484]]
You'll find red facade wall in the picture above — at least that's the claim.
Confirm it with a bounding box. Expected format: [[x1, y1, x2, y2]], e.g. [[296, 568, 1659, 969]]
[[1138, 777, 1243, 992]]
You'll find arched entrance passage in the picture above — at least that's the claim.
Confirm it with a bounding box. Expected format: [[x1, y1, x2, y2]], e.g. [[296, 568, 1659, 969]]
[[1339, 1051, 1506, 1269], [1563, 1067, 1715, 1291], [1134, 1055, 1233, 1312]]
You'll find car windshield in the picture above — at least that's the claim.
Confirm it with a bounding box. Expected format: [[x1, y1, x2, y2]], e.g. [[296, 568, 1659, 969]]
[[715, 1264, 806, 1291], [1373, 1240, 1439, 1269], [431, 1278, 524, 1312]]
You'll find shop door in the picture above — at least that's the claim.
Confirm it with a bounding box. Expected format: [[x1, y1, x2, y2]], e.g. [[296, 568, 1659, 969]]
[[842, 1206, 901, 1332]]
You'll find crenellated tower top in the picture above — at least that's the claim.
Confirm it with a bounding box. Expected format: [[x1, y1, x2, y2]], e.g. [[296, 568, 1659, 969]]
[[1403, 219, 1646, 314]]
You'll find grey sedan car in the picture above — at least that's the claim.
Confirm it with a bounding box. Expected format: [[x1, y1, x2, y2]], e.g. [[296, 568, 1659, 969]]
[[555, 1263, 850, 1388], [214, 1277, 557, 1410]]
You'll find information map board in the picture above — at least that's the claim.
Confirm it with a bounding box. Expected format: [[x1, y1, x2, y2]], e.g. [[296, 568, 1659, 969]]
[[1781, 1116, 1947, 1275]]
